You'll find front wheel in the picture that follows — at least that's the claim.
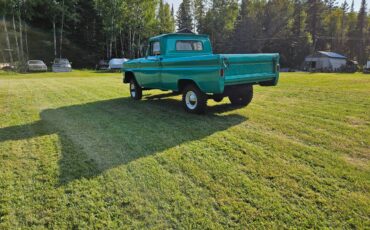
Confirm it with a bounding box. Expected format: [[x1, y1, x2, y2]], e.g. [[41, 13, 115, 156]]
[[129, 79, 142, 100], [229, 85, 253, 106], [182, 85, 207, 114]]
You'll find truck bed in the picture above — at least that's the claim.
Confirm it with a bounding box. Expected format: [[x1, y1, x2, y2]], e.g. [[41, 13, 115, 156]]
[[159, 53, 279, 94], [221, 54, 279, 86]]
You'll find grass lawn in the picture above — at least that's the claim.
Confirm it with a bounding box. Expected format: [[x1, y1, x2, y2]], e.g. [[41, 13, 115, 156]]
[[0, 70, 369, 228]]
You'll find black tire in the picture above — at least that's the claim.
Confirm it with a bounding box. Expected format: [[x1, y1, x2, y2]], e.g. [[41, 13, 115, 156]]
[[129, 79, 142, 100], [182, 84, 207, 114], [213, 95, 224, 102], [228, 85, 253, 106]]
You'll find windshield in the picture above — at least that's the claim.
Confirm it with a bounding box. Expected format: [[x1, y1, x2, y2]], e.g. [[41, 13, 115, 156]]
[[29, 60, 43, 64], [55, 59, 69, 64], [176, 40, 203, 51]]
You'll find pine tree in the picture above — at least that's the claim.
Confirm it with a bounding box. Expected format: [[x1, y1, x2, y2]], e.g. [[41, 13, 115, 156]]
[[339, 0, 348, 52], [290, 0, 311, 68], [176, 0, 193, 31], [158, 0, 165, 32], [306, 0, 322, 51], [355, 0, 368, 64], [158, 0, 175, 34], [232, 0, 250, 53], [346, 2, 357, 58], [194, 0, 205, 33]]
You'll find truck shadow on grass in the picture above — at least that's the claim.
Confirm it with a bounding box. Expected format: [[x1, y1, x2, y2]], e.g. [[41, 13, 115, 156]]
[[0, 97, 247, 185]]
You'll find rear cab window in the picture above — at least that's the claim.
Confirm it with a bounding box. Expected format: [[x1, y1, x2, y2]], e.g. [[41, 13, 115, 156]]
[[176, 40, 203, 51]]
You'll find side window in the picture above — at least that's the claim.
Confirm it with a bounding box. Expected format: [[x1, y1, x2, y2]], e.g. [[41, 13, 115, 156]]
[[150, 41, 161, 56]]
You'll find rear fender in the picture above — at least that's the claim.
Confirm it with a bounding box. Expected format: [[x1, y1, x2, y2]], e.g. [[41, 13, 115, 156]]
[[123, 71, 135, 84]]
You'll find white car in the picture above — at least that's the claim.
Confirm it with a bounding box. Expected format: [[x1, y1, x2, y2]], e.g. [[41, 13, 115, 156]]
[[364, 61, 370, 74], [52, 58, 72, 72], [108, 58, 128, 71], [27, 60, 47, 72]]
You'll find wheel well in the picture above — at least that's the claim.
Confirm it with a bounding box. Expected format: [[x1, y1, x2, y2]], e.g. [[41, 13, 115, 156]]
[[178, 79, 197, 93], [124, 71, 135, 83]]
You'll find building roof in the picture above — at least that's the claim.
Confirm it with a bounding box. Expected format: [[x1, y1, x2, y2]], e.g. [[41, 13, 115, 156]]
[[318, 51, 346, 59]]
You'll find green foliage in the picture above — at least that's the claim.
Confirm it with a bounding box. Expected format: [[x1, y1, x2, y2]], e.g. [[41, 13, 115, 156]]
[[158, 0, 175, 34], [204, 0, 239, 52], [177, 0, 193, 31], [194, 0, 206, 33], [0, 71, 369, 228], [355, 0, 368, 64], [0, 0, 369, 67]]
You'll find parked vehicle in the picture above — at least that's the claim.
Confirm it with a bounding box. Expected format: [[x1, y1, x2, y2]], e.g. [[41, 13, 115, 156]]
[[52, 58, 72, 72], [340, 60, 358, 73], [122, 33, 280, 114], [0, 63, 15, 71], [108, 58, 128, 71], [26, 60, 47, 72], [96, 60, 109, 70], [364, 61, 370, 74]]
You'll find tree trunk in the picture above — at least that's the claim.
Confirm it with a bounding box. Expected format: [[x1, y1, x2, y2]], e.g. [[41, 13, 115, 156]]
[[106, 38, 109, 60], [137, 33, 141, 57], [12, 14, 20, 61], [132, 30, 136, 58], [53, 17, 57, 58], [129, 29, 132, 58], [109, 35, 113, 59], [120, 30, 124, 57], [2, 15, 13, 64], [24, 22, 29, 60], [115, 37, 118, 57], [18, 10, 24, 63], [340, 11, 346, 52], [60, 0, 65, 58], [0, 50, 6, 63]]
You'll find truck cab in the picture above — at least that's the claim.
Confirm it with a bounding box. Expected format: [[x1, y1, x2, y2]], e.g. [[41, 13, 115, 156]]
[[123, 33, 279, 114]]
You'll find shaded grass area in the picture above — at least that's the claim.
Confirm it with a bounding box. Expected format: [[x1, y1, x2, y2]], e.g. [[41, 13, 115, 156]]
[[0, 71, 369, 228]]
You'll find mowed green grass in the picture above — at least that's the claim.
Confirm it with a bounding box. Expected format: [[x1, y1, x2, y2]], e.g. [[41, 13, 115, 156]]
[[0, 70, 369, 228]]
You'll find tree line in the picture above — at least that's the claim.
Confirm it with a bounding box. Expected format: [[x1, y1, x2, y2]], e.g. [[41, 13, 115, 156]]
[[178, 0, 369, 67], [0, 0, 175, 68], [0, 0, 369, 69]]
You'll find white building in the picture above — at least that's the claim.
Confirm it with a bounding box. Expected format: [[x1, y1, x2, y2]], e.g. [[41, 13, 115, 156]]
[[303, 51, 347, 72]]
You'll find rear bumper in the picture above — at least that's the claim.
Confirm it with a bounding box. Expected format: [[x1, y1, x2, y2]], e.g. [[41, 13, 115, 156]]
[[224, 73, 279, 86], [52, 67, 72, 72]]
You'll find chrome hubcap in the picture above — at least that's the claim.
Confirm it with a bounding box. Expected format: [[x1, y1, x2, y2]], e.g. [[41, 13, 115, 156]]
[[130, 82, 136, 98], [185, 91, 198, 110]]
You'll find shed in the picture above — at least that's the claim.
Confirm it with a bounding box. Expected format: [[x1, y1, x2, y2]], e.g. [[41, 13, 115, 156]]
[[303, 51, 347, 72]]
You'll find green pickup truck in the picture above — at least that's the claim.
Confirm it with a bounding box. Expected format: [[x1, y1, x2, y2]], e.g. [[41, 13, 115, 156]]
[[123, 33, 279, 114]]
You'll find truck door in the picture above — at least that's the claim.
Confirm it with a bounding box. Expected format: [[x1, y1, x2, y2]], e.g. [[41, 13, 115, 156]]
[[138, 41, 162, 88]]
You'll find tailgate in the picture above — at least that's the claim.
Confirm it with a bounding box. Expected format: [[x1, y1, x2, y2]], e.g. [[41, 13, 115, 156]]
[[222, 54, 279, 86]]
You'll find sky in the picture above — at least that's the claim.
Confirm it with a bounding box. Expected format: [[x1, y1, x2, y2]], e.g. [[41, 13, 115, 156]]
[[165, 0, 364, 15]]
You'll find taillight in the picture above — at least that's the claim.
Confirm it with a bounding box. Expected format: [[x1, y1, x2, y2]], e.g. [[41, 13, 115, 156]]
[[220, 68, 224, 77]]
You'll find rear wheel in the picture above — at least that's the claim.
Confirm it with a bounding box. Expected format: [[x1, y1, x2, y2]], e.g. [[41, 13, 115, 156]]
[[182, 84, 207, 114], [129, 79, 142, 100], [229, 85, 253, 106]]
